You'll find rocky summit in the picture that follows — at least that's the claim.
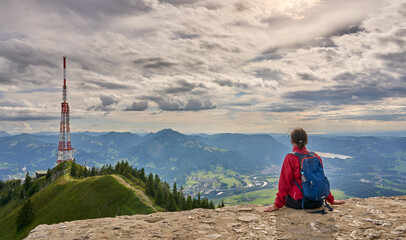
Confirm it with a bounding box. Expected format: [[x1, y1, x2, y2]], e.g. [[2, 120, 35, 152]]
[[26, 196, 405, 240]]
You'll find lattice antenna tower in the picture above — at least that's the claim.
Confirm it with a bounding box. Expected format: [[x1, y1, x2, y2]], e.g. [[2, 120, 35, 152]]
[[57, 56, 75, 164]]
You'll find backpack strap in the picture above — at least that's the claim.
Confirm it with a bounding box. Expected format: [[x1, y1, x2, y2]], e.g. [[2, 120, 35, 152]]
[[291, 151, 304, 195]]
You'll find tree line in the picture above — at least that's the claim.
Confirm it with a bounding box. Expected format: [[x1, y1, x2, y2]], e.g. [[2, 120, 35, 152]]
[[0, 161, 225, 232], [70, 161, 218, 211]]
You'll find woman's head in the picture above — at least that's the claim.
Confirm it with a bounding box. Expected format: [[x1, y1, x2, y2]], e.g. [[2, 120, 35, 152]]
[[289, 127, 308, 149]]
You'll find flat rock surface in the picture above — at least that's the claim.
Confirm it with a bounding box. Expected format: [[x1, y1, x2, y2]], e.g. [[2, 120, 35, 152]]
[[26, 196, 406, 240]]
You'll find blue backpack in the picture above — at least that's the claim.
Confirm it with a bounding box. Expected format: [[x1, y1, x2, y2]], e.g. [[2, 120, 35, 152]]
[[292, 151, 333, 212]]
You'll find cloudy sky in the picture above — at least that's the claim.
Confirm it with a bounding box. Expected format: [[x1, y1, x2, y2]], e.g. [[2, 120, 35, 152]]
[[0, 0, 405, 134]]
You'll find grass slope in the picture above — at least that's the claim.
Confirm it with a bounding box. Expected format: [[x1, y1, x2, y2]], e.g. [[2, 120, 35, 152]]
[[0, 174, 155, 240]]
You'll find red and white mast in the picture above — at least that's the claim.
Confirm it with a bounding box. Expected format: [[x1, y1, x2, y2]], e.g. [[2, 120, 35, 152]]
[[57, 56, 75, 164]]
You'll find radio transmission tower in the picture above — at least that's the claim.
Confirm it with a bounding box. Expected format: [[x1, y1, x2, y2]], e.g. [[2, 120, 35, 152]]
[[57, 56, 75, 164]]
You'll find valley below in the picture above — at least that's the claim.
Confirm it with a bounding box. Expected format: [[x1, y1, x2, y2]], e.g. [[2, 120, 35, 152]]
[[0, 129, 405, 204]]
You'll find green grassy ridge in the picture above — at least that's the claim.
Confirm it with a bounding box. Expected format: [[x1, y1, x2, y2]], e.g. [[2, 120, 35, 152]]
[[0, 174, 155, 240]]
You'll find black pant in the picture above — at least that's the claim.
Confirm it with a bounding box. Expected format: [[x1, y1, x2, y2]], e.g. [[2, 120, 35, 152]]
[[285, 195, 322, 209]]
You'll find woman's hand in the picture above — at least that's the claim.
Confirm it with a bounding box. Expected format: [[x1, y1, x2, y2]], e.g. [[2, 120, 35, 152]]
[[264, 205, 279, 212], [332, 199, 345, 205]]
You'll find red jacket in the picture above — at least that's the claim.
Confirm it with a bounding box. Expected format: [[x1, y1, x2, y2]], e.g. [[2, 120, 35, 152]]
[[274, 146, 334, 208]]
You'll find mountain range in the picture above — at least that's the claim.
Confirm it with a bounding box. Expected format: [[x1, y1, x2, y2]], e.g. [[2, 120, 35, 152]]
[[0, 129, 405, 199]]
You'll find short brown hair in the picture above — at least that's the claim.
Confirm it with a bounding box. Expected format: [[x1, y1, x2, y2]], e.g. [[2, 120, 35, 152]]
[[289, 127, 308, 149]]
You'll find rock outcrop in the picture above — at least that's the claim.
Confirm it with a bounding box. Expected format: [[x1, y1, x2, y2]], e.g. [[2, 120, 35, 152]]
[[26, 196, 406, 239]]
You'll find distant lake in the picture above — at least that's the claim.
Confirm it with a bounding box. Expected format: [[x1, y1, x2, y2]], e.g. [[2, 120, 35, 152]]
[[315, 151, 352, 159]]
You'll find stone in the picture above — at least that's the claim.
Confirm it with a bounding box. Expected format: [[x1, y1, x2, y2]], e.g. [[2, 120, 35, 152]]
[[363, 218, 392, 227], [349, 220, 365, 227], [227, 223, 241, 228], [364, 228, 381, 239], [206, 234, 222, 239], [278, 232, 295, 239], [350, 229, 364, 239], [201, 220, 215, 224], [391, 223, 406, 235], [24, 196, 406, 240], [238, 213, 261, 222], [238, 208, 253, 212]]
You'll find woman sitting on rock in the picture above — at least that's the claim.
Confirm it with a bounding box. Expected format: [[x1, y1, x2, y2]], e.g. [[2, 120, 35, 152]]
[[264, 127, 345, 212]]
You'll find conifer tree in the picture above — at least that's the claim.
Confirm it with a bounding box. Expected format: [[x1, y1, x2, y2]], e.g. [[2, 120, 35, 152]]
[[197, 192, 201, 207], [23, 172, 32, 191], [46, 168, 51, 181], [173, 183, 180, 206], [154, 174, 160, 191], [155, 184, 165, 207], [185, 196, 192, 210], [19, 189, 25, 199], [146, 173, 155, 196], [201, 198, 209, 209], [77, 167, 84, 179], [139, 168, 146, 182], [16, 199, 34, 231], [209, 200, 215, 209], [84, 167, 88, 178], [90, 167, 96, 176], [166, 193, 177, 212], [70, 163, 77, 178]]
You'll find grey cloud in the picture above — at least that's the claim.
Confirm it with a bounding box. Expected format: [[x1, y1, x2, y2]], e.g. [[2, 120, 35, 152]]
[[283, 84, 402, 105], [45, 0, 151, 23], [0, 74, 14, 85], [87, 95, 120, 111], [261, 36, 338, 57], [133, 57, 163, 64], [81, 80, 129, 90], [378, 51, 406, 72], [173, 31, 200, 40], [133, 57, 176, 69], [297, 72, 321, 81], [332, 71, 395, 86], [0, 40, 57, 73], [285, 69, 405, 105], [338, 114, 406, 122], [379, 28, 406, 48], [0, 115, 58, 121], [159, 98, 215, 111], [213, 79, 248, 89], [158, 0, 201, 6], [164, 80, 199, 94], [331, 24, 364, 37], [0, 99, 27, 108], [266, 107, 303, 113], [234, 1, 250, 12], [254, 69, 283, 81], [144, 61, 175, 69], [0, 109, 59, 121], [145, 95, 215, 111], [124, 101, 148, 111], [199, 41, 241, 53]]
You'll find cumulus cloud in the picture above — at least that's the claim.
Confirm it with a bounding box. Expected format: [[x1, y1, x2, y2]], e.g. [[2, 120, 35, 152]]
[[125, 101, 148, 111], [87, 94, 121, 111], [145, 95, 216, 111]]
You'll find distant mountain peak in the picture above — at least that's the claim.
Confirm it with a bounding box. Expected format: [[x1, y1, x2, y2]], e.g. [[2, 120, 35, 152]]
[[155, 128, 183, 137], [0, 131, 10, 137]]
